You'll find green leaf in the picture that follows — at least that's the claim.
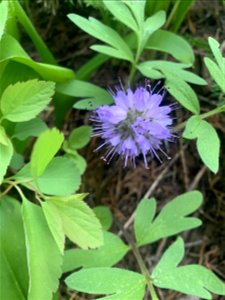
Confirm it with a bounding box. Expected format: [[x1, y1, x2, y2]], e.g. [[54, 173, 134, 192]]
[[31, 128, 64, 177], [0, 135, 13, 184], [152, 237, 225, 299], [10, 152, 24, 170], [56, 79, 113, 110], [103, 0, 138, 32], [208, 37, 225, 71], [165, 76, 200, 114], [183, 116, 220, 173], [146, 29, 194, 64], [135, 191, 203, 246], [0, 125, 9, 146], [134, 198, 156, 246], [0, 34, 74, 82], [11, 1, 56, 64], [76, 53, 108, 80], [68, 125, 92, 149], [204, 57, 225, 93], [0, 196, 28, 300], [0, 1, 8, 40], [0, 61, 40, 98], [141, 11, 166, 51], [63, 231, 129, 273], [138, 60, 206, 85], [65, 267, 145, 300], [196, 121, 220, 173], [22, 198, 62, 300], [12, 118, 48, 141], [123, 0, 146, 30], [68, 14, 134, 62], [0, 79, 55, 122], [15, 157, 81, 196], [64, 151, 87, 175], [47, 194, 103, 249], [204, 37, 225, 92], [93, 206, 113, 230], [41, 201, 65, 255]]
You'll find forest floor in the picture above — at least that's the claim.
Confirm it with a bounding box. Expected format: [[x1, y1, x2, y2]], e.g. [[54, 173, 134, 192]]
[[26, 0, 225, 299]]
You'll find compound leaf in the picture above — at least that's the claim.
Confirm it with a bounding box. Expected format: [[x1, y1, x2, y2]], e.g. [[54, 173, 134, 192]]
[[135, 191, 203, 246], [0, 134, 13, 184], [12, 118, 48, 141], [0, 196, 28, 300], [152, 237, 225, 299], [0, 79, 55, 122], [65, 267, 145, 300], [68, 14, 133, 62], [22, 198, 62, 300], [93, 206, 113, 231], [183, 116, 220, 173], [63, 231, 129, 273], [31, 128, 64, 177], [46, 194, 103, 249]]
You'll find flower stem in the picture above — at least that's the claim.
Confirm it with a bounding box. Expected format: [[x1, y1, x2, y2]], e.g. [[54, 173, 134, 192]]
[[175, 104, 225, 131]]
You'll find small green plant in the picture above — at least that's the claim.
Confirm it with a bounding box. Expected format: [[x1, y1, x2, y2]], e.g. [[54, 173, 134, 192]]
[[0, 0, 224, 299]]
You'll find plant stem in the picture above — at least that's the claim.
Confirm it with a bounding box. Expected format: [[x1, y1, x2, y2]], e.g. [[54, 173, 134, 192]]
[[12, 0, 56, 64], [164, 0, 180, 29], [116, 220, 159, 300], [127, 35, 143, 87], [131, 241, 159, 300], [175, 104, 225, 131]]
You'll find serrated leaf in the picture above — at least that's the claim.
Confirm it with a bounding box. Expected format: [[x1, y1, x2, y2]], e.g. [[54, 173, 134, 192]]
[[0, 196, 28, 300], [63, 231, 129, 273], [146, 29, 194, 64], [135, 191, 203, 246], [22, 198, 62, 300], [93, 206, 113, 230], [12, 118, 48, 141], [0, 136, 13, 184], [183, 116, 220, 173], [41, 201, 65, 255], [15, 157, 81, 196], [68, 125, 92, 149], [47, 194, 103, 249], [0, 79, 55, 122], [152, 237, 225, 299], [65, 267, 145, 300], [103, 0, 138, 32], [31, 128, 64, 177], [68, 14, 134, 62]]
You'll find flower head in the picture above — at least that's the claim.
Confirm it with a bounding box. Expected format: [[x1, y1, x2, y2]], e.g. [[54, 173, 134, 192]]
[[92, 84, 174, 168]]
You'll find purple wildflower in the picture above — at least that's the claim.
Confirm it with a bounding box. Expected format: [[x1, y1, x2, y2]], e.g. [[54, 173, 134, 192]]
[[92, 84, 174, 168]]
